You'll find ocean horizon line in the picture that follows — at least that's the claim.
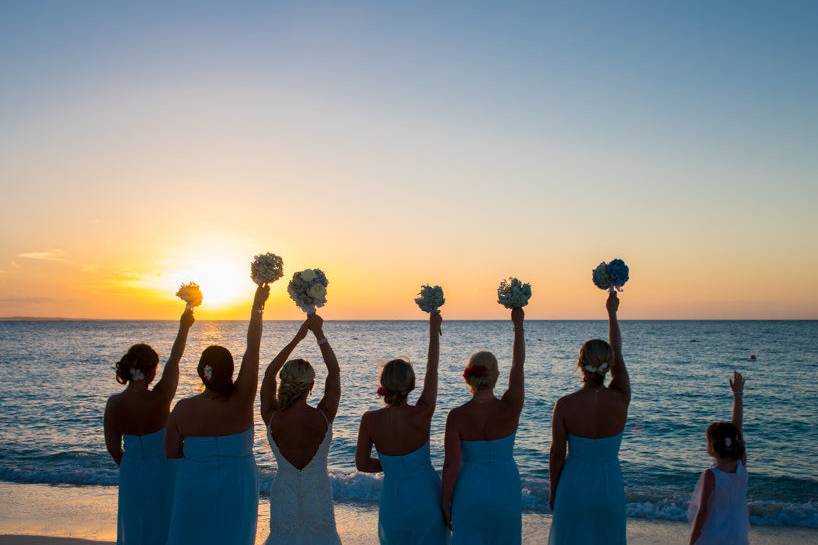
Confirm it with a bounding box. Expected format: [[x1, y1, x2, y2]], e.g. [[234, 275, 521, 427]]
[[1, 316, 816, 322]]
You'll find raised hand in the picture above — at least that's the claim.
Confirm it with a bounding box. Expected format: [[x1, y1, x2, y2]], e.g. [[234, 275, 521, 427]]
[[606, 290, 620, 315], [511, 307, 525, 328], [253, 284, 270, 311], [180, 308, 195, 330], [730, 372, 745, 396], [307, 313, 324, 336]]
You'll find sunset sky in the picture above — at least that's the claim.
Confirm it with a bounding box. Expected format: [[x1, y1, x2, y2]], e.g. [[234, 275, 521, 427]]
[[1, 2, 817, 320]]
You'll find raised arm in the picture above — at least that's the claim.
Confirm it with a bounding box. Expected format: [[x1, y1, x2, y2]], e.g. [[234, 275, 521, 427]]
[[441, 411, 462, 530], [103, 399, 123, 465], [502, 307, 525, 410], [355, 413, 383, 473], [549, 399, 567, 511], [153, 309, 195, 401], [260, 320, 309, 425], [234, 285, 270, 404], [730, 372, 744, 432], [311, 314, 341, 420], [606, 291, 630, 403], [416, 311, 442, 412]]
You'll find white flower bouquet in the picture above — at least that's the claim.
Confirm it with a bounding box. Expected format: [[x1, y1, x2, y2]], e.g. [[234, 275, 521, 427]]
[[288, 268, 329, 314], [176, 282, 203, 310], [415, 285, 445, 313], [251, 253, 284, 286], [497, 277, 532, 309]]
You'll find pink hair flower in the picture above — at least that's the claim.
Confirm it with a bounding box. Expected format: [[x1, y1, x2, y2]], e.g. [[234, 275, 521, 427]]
[[377, 386, 389, 397], [463, 366, 488, 380]]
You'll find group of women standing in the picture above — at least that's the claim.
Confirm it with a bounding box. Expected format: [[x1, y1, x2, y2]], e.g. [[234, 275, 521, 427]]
[[105, 284, 632, 545]]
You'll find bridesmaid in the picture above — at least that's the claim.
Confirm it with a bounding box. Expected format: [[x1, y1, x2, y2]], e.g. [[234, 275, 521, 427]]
[[164, 284, 269, 545], [548, 291, 630, 545], [104, 307, 195, 545], [260, 313, 342, 545], [356, 310, 450, 545], [442, 307, 525, 545]]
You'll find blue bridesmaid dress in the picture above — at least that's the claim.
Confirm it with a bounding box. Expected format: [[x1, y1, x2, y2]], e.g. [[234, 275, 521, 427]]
[[165, 428, 259, 545], [378, 442, 451, 545], [117, 429, 175, 545], [451, 433, 521, 545], [549, 433, 626, 545]]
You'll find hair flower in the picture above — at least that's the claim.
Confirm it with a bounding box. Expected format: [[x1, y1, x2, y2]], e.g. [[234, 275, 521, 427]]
[[377, 386, 389, 397], [130, 368, 145, 381], [724, 437, 732, 447], [463, 366, 488, 380], [203, 365, 214, 381]]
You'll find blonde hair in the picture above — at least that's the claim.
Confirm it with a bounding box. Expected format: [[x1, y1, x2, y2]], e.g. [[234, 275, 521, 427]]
[[577, 339, 613, 386], [380, 359, 415, 405], [277, 359, 315, 411], [464, 351, 500, 393]]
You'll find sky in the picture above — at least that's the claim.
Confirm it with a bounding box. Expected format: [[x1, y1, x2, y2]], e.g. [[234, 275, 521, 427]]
[[1, 1, 817, 320]]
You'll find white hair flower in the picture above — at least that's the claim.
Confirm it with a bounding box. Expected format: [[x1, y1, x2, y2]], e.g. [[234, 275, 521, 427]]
[[583, 362, 610, 375], [203, 365, 213, 381], [130, 368, 145, 381], [724, 437, 732, 447]]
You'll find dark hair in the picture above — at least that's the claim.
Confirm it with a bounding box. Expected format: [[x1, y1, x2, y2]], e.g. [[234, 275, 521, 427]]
[[577, 339, 613, 387], [706, 422, 746, 461], [380, 359, 415, 405], [198, 345, 235, 396], [115, 344, 159, 385]]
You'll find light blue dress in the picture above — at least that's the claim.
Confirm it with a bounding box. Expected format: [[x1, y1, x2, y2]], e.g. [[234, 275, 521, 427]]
[[549, 433, 626, 545], [378, 442, 451, 545], [117, 429, 175, 545], [166, 428, 259, 545], [452, 433, 521, 545]]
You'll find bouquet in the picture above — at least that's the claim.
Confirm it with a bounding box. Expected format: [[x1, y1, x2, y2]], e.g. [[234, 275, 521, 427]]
[[250, 253, 284, 286], [176, 282, 203, 311], [592, 258, 630, 292], [497, 277, 532, 308], [415, 285, 445, 313], [288, 268, 329, 314]]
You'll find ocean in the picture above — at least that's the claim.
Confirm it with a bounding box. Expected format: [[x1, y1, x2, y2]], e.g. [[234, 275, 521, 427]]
[[0, 320, 816, 528]]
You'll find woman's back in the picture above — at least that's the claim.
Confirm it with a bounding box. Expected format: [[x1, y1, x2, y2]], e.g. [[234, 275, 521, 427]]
[[366, 404, 431, 456], [557, 387, 627, 439], [107, 389, 172, 436], [269, 404, 329, 470], [451, 397, 521, 442], [171, 392, 254, 438]]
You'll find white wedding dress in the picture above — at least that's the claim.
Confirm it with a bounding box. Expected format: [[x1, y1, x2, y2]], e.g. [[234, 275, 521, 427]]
[[265, 412, 341, 545]]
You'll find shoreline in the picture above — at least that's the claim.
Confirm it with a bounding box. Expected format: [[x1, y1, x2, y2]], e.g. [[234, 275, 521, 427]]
[[2, 483, 817, 545]]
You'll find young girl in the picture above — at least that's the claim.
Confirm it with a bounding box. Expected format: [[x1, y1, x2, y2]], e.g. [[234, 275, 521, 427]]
[[689, 372, 748, 545]]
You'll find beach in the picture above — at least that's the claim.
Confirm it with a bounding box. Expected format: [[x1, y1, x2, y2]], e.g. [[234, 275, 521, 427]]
[[2, 483, 817, 545]]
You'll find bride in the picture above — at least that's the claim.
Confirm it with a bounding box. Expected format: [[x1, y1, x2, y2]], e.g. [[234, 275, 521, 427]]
[[260, 313, 342, 545]]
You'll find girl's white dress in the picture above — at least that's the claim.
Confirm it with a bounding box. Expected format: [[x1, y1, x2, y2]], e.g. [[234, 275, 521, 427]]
[[688, 461, 749, 545], [265, 412, 341, 545]]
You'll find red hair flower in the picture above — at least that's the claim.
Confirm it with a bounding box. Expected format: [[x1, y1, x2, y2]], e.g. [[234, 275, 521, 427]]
[[377, 386, 389, 397], [463, 366, 488, 380]]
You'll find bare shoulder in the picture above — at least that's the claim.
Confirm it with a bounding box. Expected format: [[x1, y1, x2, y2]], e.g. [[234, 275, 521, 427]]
[[559, 390, 583, 407], [105, 392, 125, 413], [170, 396, 193, 417], [446, 403, 468, 426]]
